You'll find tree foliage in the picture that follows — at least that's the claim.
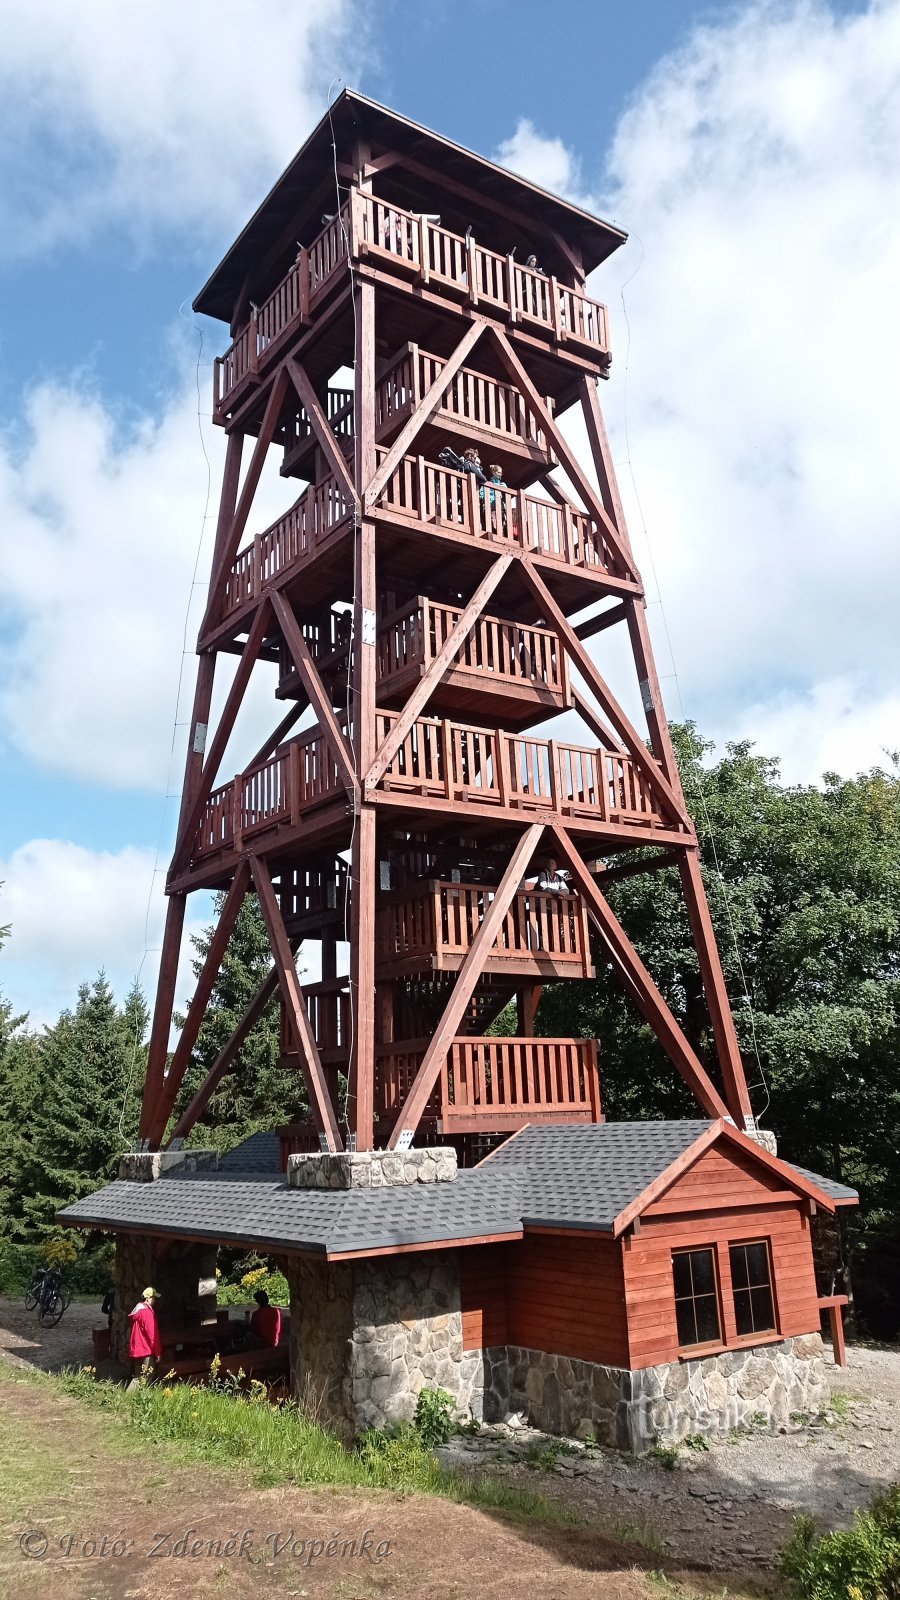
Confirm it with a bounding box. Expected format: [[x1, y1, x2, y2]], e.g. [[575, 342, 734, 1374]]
[[538, 727, 900, 1332], [172, 891, 307, 1150]]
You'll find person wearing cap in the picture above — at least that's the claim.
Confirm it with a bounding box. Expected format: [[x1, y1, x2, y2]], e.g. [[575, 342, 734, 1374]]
[[250, 1289, 282, 1348], [128, 1286, 162, 1384]]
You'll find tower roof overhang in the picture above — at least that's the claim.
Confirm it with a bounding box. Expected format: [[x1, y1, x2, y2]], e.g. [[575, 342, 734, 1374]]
[[193, 89, 628, 323]]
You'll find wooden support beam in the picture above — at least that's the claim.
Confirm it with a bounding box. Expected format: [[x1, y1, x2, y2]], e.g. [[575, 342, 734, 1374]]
[[549, 825, 730, 1119], [518, 560, 691, 828], [593, 849, 680, 885], [170, 600, 273, 877], [284, 355, 358, 508], [145, 861, 251, 1145], [271, 592, 357, 798], [571, 688, 625, 755], [347, 275, 378, 1153], [139, 894, 187, 1145], [247, 698, 309, 771], [579, 375, 634, 560], [364, 554, 513, 792], [250, 855, 342, 1151], [387, 824, 544, 1148], [575, 601, 629, 641], [201, 365, 290, 636], [489, 328, 636, 581], [678, 848, 754, 1126], [168, 951, 293, 1143], [364, 319, 486, 508]]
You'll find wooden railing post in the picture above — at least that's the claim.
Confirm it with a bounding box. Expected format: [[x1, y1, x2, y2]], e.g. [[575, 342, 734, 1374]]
[[507, 256, 518, 323], [232, 776, 244, 852], [418, 216, 430, 284], [248, 309, 260, 376]]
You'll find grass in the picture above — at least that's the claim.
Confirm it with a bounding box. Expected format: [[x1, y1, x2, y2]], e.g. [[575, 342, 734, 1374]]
[[51, 1366, 626, 1539]]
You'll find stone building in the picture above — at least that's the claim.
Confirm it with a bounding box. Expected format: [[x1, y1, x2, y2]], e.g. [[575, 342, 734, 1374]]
[[61, 1119, 855, 1449]]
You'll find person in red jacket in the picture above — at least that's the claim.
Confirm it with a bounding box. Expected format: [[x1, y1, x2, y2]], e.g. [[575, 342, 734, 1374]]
[[250, 1290, 281, 1347], [128, 1286, 162, 1385]]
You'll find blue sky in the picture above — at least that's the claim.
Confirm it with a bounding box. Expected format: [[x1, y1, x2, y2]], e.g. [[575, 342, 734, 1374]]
[[0, 0, 897, 1027]]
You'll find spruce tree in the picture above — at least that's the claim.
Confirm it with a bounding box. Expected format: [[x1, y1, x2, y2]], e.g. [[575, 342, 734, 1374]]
[[16, 974, 147, 1238]]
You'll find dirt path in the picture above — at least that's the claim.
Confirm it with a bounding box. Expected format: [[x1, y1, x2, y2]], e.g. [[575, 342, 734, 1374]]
[[0, 1364, 735, 1600]]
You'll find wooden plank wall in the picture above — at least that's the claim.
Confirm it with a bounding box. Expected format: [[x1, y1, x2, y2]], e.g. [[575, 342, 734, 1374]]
[[624, 1144, 821, 1368], [459, 1235, 630, 1367]]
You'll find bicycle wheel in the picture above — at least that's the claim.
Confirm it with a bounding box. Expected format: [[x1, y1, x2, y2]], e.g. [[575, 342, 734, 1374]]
[[24, 1287, 40, 1311], [38, 1293, 65, 1328]]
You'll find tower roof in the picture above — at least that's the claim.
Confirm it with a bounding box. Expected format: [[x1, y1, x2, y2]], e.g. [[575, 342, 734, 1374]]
[[193, 89, 627, 322]]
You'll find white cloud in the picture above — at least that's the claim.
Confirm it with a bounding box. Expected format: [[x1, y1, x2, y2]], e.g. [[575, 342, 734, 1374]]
[[0, 0, 365, 254], [733, 679, 900, 785], [496, 2, 900, 783], [0, 356, 292, 792], [493, 119, 595, 210], [0, 838, 209, 1028]]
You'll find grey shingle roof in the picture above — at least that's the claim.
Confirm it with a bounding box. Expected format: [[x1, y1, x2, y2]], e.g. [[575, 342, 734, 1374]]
[[59, 1121, 857, 1254], [784, 1162, 858, 1204]]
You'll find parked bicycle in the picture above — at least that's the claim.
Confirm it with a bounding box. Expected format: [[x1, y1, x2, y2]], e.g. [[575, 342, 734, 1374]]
[[25, 1264, 70, 1327]]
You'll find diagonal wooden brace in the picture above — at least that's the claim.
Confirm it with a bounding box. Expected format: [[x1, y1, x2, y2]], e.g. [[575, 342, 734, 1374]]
[[201, 365, 290, 637], [490, 328, 637, 582], [251, 855, 343, 1151], [517, 560, 690, 828], [364, 319, 487, 509], [271, 592, 358, 800], [387, 824, 545, 1148], [170, 600, 273, 877], [364, 553, 513, 792], [145, 860, 251, 1145], [167, 947, 295, 1145], [548, 825, 730, 1118], [285, 355, 358, 508]]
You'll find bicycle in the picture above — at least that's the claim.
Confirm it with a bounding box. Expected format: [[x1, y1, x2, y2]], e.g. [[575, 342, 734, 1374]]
[[35, 1267, 70, 1328], [24, 1266, 49, 1312]]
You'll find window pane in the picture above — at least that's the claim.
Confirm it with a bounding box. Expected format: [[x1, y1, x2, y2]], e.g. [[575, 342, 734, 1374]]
[[750, 1285, 775, 1332], [729, 1244, 750, 1290], [672, 1252, 693, 1298], [675, 1297, 698, 1347], [744, 1243, 769, 1287], [733, 1287, 754, 1337], [695, 1294, 722, 1345], [690, 1249, 716, 1295]]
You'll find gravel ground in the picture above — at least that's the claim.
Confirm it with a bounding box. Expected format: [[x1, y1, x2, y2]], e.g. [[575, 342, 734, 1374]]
[[0, 1295, 100, 1373], [438, 1344, 900, 1573]]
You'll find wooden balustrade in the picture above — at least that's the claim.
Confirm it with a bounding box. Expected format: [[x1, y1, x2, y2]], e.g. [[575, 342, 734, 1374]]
[[193, 705, 662, 865], [375, 595, 567, 700], [376, 880, 593, 978], [194, 727, 344, 859], [375, 1036, 601, 1132], [375, 709, 663, 828], [277, 861, 348, 926], [213, 193, 609, 414], [375, 448, 613, 572], [280, 386, 354, 468], [218, 445, 611, 629], [280, 979, 351, 1061]]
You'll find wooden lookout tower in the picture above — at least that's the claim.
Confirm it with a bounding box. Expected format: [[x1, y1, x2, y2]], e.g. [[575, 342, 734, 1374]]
[[138, 92, 758, 1161]]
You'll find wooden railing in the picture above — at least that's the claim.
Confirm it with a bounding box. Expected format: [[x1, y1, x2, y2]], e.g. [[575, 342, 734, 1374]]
[[217, 445, 612, 629], [374, 344, 553, 455], [375, 710, 664, 828], [376, 448, 614, 572], [221, 474, 353, 619], [280, 386, 354, 468], [277, 861, 348, 925], [376, 881, 593, 977], [213, 193, 610, 415], [376, 595, 567, 699], [356, 194, 609, 358], [280, 979, 351, 1061], [194, 727, 344, 858], [375, 1036, 601, 1130]]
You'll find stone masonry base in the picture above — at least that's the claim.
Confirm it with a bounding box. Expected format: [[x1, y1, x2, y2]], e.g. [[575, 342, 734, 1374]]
[[480, 1334, 829, 1451]]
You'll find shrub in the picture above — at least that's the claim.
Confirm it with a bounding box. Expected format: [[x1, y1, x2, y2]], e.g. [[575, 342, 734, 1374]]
[[413, 1386, 455, 1448], [781, 1485, 900, 1598]]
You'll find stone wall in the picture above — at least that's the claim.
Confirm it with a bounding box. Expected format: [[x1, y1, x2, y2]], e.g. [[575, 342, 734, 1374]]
[[111, 1234, 217, 1365], [287, 1250, 482, 1436], [287, 1148, 457, 1190], [480, 1334, 829, 1451]]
